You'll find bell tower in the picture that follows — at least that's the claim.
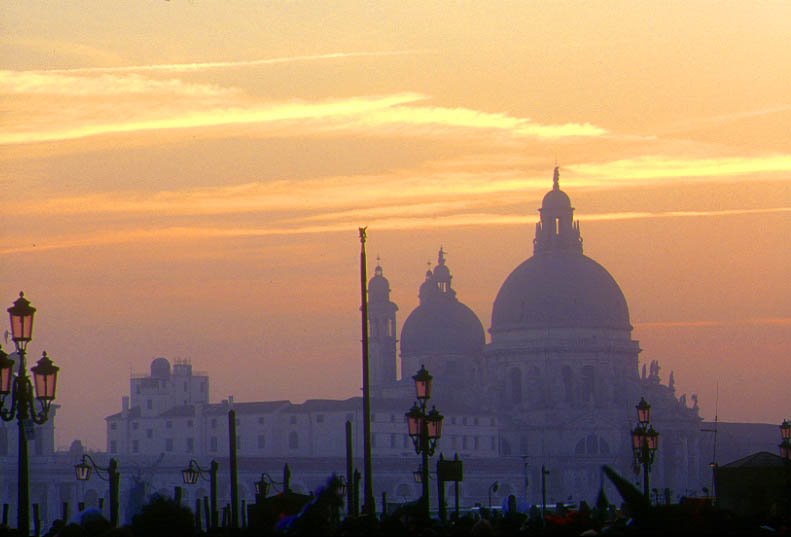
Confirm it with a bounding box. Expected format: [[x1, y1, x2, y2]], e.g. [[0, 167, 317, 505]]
[[367, 260, 398, 386]]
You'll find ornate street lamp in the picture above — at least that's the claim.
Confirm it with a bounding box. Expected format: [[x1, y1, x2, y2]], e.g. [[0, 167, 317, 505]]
[[405, 365, 444, 520], [780, 419, 791, 460], [0, 293, 60, 537], [181, 459, 219, 529], [74, 454, 120, 527], [631, 398, 659, 500]]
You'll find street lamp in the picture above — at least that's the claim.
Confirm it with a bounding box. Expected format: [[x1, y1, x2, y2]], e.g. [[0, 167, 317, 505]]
[[780, 419, 791, 460], [74, 454, 120, 526], [405, 365, 444, 520], [631, 397, 659, 499], [0, 292, 60, 537], [182, 459, 219, 529]]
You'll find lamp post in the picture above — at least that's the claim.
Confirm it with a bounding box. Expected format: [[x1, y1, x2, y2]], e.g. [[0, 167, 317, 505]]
[[405, 365, 444, 520], [0, 292, 60, 536], [630, 397, 659, 499], [74, 455, 120, 526], [182, 459, 219, 529], [780, 419, 791, 461]]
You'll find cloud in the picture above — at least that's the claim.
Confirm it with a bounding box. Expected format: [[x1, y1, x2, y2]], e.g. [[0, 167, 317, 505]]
[[38, 50, 432, 74], [568, 155, 791, 181], [0, 70, 236, 97], [1, 63, 607, 145]]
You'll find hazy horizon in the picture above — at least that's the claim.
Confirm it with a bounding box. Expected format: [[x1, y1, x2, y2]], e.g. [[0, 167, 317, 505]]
[[1, 1, 788, 450]]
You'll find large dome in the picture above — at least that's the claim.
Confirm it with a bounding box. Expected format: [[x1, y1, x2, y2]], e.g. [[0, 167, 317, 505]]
[[492, 251, 631, 332], [492, 167, 631, 333]]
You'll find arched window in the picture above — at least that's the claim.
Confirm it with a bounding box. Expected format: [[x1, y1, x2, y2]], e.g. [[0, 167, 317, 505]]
[[509, 367, 522, 404], [288, 431, 299, 450], [501, 438, 512, 456]]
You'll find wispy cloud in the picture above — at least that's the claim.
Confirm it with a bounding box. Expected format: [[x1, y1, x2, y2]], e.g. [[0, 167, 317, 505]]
[[39, 50, 431, 74], [1, 63, 607, 145], [568, 155, 791, 181]]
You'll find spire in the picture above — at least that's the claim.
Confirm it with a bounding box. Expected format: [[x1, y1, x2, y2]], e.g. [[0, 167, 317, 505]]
[[553, 165, 560, 191], [437, 247, 446, 266]]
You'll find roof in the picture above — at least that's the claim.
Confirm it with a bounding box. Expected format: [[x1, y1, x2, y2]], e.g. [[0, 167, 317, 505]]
[[720, 451, 786, 469]]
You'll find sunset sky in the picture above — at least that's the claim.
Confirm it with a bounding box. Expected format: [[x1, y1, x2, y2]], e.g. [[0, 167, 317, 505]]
[[2, 1, 789, 449]]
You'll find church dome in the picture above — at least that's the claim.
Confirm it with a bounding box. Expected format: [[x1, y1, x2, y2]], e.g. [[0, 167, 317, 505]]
[[491, 167, 631, 333], [491, 252, 631, 332], [401, 249, 485, 356]]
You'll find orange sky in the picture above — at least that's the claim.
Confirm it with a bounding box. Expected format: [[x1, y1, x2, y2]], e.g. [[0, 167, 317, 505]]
[[1, 1, 789, 449]]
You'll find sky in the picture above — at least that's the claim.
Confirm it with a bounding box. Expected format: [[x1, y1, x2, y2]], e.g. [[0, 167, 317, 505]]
[[1, 1, 789, 450]]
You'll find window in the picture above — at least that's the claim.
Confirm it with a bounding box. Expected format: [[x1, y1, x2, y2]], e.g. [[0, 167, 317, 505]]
[[166, 438, 173, 452], [452, 436, 457, 449], [315, 414, 324, 423], [462, 417, 468, 425], [288, 432, 299, 449], [187, 420, 193, 428], [258, 417, 265, 425], [132, 440, 139, 453], [146, 429, 153, 439], [451, 417, 456, 425], [211, 419, 217, 428], [474, 436, 479, 450], [258, 434, 266, 449], [289, 416, 297, 425], [166, 421, 172, 429], [474, 417, 479, 425], [110, 422, 117, 431], [490, 437, 496, 450], [186, 438, 194, 453], [132, 422, 139, 430], [146, 399, 152, 410], [390, 434, 397, 448], [210, 437, 218, 452], [371, 434, 377, 448], [109, 440, 116, 454], [390, 414, 395, 422], [462, 436, 469, 449], [371, 413, 376, 422]]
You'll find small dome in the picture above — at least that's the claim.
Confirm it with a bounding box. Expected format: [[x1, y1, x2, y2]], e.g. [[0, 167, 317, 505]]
[[541, 188, 571, 210], [150, 357, 171, 379], [401, 299, 485, 356], [540, 166, 572, 210], [401, 249, 484, 357], [368, 264, 390, 303]]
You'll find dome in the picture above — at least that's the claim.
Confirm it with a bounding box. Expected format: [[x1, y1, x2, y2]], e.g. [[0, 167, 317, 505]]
[[368, 264, 390, 303], [150, 357, 171, 379], [400, 248, 484, 357], [401, 299, 485, 356], [541, 188, 571, 210], [491, 251, 631, 332]]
